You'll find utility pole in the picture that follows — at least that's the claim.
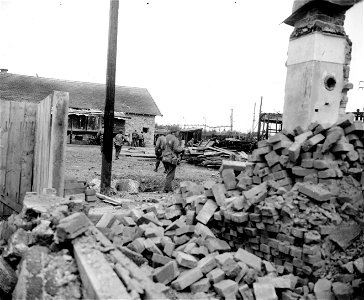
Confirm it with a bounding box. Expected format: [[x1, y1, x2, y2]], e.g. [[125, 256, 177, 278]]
[[230, 108, 233, 132], [252, 102, 256, 133], [101, 0, 119, 193], [257, 96, 263, 141]]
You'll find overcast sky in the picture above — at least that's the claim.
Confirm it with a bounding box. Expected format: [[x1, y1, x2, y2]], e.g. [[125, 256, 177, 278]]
[[0, 0, 363, 132]]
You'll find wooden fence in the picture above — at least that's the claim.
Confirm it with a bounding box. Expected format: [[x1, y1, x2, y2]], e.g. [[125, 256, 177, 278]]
[[0, 91, 69, 216]]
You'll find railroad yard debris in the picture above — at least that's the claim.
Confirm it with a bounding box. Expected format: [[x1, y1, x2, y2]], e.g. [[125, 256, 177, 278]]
[[184, 145, 248, 168], [1, 115, 363, 299]]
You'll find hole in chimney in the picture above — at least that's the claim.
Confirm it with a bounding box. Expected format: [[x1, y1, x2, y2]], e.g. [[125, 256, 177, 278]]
[[324, 75, 336, 91], [315, 109, 319, 112], [325, 102, 329, 106]]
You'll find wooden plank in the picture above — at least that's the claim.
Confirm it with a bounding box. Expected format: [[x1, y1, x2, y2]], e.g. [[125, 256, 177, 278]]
[[207, 146, 235, 156], [73, 238, 131, 300], [19, 103, 37, 204], [0, 99, 11, 216], [96, 193, 122, 206], [0, 195, 23, 213], [49, 91, 69, 196], [4, 101, 26, 214], [33, 95, 52, 193]]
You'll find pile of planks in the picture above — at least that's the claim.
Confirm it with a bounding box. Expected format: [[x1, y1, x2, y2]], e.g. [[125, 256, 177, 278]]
[[184, 146, 248, 168]]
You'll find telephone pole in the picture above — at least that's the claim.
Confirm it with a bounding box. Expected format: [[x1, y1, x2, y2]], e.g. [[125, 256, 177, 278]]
[[257, 96, 263, 141], [101, 0, 119, 193], [252, 102, 256, 133], [230, 109, 233, 132]]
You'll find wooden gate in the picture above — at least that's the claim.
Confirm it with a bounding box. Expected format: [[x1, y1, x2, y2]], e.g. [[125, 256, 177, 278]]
[[0, 91, 69, 216]]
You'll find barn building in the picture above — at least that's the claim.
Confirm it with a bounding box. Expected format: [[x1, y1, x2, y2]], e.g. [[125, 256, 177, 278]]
[[0, 72, 162, 146]]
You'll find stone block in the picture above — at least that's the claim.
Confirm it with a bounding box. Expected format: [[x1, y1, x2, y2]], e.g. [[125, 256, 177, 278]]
[[268, 133, 291, 145], [144, 238, 163, 255], [234, 248, 262, 271], [314, 278, 334, 300], [298, 183, 332, 202], [301, 134, 325, 152], [243, 182, 267, 200], [273, 140, 293, 151], [212, 184, 227, 206], [191, 278, 211, 293], [207, 268, 225, 283], [171, 267, 203, 291], [198, 255, 217, 274], [239, 284, 254, 300], [204, 237, 230, 252], [271, 170, 288, 181], [195, 222, 215, 239], [154, 261, 180, 284], [253, 282, 278, 300], [353, 257, 364, 274], [56, 212, 90, 242], [163, 241, 175, 257], [231, 212, 249, 223], [152, 253, 173, 266], [265, 151, 280, 167], [214, 279, 239, 298], [294, 131, 313, 143], [176, 252, 198, 269], [222, 168, 237, 190], [292, 166, 315, 177], [196, 199, 218, 225], [253, 146, 273, 156], [220, 160, 247, 172], [127, 237, 145, 253], [332, 282, 353, 300], [288, 141, 303, 162], [215, 252, 235, 268]]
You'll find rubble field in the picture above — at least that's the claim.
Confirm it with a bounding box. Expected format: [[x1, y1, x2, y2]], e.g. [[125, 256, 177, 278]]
[[1, 114, 364, 300]]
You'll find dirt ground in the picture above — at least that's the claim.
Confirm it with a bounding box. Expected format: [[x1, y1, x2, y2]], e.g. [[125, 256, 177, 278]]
[[65, 144, 220, 201]]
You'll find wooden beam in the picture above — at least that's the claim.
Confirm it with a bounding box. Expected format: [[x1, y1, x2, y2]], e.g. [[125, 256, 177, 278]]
[[96, 193, 122, 206], [73, 238, 131, 300], [0, 195, 23, 213], [101, 0, 119, 192], [49, 91, 69, 196]]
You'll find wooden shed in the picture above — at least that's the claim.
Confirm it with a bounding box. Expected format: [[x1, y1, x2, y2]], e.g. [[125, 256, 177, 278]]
[[1, 73, 162, 146]]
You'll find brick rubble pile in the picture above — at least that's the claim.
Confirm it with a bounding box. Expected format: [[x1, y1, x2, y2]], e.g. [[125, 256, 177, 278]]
[[0, 114, 363, 300], [86, 115, 364, 299]]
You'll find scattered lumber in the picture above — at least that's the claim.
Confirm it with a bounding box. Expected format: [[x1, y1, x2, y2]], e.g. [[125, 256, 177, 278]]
[[184, 146, 247, 168], [96, 193, 123, 206]]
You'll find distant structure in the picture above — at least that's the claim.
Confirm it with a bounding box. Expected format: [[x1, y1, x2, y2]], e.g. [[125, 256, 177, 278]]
[[0, 73, 162, 146], [282, 0, 360, 131]]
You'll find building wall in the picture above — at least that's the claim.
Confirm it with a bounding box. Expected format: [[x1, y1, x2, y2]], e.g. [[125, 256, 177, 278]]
[[124, 113, 155, 146]]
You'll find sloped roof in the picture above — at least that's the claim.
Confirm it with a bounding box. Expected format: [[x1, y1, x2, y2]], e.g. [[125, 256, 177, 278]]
[[0, 73, 162, 116]]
